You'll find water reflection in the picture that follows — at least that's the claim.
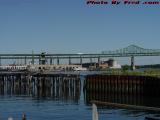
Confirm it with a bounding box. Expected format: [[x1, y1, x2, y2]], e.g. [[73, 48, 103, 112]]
[[84, 90, 160, 107], [0, 75, 81, 103]]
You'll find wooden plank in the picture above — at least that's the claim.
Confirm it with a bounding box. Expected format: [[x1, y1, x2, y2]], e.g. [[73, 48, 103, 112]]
[[91, 100, 160, 113]]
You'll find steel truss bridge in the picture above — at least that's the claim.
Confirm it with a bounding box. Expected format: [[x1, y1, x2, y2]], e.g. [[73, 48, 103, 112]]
[[0, 45, 160, 69]]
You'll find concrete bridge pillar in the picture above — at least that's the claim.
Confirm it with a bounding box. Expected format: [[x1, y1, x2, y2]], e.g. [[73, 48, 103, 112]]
[[90, 57, 92, 64], [0, 56, 1, 66], [24, 56, 27, 65], [50, 57, 52, 65], [32, 57, 35, 65], [80, 57, 82, 65], [98, 57, 100, 65], [52, 58, 54, 65], [69, 57, 71, 65], [39, 57, 40, 65], [32, 51, 34, 65], [131, 56, 135, 70], [57, 58, 59, 65]]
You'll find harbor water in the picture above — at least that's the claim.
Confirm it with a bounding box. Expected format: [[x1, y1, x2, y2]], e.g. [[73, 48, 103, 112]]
[[0, 73, 160, 120]]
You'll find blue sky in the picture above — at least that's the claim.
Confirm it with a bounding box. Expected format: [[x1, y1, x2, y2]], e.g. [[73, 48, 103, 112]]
[[0, 0, 160, 53], [0, 0, 160, 64]]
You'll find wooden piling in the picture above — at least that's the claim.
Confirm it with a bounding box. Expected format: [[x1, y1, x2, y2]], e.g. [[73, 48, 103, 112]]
[[84, 74, 160, 107]]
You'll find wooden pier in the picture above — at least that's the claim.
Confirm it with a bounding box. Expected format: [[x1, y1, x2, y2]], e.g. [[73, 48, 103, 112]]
[[84, 75, 160, 107], [1, 72, 160, 107], [0, 72, 81, 102], [85, 75, 160, 97]]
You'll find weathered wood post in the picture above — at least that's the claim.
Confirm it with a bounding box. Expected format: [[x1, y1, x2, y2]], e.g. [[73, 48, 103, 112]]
[[52, 76, 55, 97]]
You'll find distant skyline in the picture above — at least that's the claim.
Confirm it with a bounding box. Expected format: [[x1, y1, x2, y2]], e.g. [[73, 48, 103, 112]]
[[0, 0, 160, 64]]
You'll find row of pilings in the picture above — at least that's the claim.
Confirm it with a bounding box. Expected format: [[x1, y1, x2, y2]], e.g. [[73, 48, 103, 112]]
[[0, 73, 81, 102], [1, 73, 160, 107], [84, 75, 160, 107]]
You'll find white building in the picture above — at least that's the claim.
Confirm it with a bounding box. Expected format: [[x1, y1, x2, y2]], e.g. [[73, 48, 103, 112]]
[[110, 60, 121, 69]]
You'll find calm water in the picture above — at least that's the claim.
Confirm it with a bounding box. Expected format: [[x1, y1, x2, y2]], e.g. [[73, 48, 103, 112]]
[[0, 75, 160, 120], [0, 96, 157, 120]]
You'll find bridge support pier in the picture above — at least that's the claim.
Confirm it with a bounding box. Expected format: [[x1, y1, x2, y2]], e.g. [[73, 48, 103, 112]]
[[90, 57, 92, 64], [24, 56, 27, 65], [80, 57, 82, 65], [32, 51, 34, 65], [32, 57, 35, 65], [98, 57, 100, 65], [69, 57, 71, 65], [39, 57, 40, 65], [0, 56, 1, 66], [53, 59, 54, 65], [131, 56, 135, 70], [50, 57, 52, 65], [57, 58, 59, 65]]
